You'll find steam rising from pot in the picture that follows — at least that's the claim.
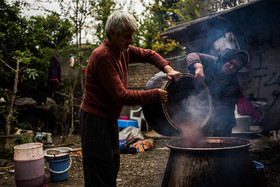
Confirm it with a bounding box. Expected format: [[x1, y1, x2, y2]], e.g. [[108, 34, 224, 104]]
[[174, 94, 210, 147], [163, 75, 212, 148]]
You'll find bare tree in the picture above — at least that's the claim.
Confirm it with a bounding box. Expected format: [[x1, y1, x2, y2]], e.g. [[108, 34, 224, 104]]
[[58, 0, 96, 49], [31, 0, 96, 49], [0, 53, 31, 135]]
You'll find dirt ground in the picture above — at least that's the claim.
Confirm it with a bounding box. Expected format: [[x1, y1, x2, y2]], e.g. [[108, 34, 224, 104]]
[[1, 132, 280, 187]]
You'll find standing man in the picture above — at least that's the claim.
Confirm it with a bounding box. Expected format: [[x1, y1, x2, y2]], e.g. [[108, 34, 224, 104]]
[[187, 48, 249, 137], [80, 10, 181, 187]]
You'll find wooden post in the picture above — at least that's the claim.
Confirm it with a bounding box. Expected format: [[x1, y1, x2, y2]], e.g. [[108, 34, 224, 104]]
[[68, 85, 74, 136]]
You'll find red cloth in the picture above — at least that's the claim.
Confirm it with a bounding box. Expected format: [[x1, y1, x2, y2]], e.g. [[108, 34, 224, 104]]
[[81, 40, 170, 120], [130, 140, 153, 152], [237, 96, 262, 124]]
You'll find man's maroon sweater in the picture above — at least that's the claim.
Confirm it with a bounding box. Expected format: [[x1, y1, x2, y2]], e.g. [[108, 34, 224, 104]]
[[81, 40, 170, 120]]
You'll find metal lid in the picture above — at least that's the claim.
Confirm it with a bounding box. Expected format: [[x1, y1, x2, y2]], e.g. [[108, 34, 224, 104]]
[[44, 147, 72, 160]]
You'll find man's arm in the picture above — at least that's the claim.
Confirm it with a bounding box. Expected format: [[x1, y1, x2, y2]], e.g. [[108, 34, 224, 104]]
[[129, 45, 182, 82]]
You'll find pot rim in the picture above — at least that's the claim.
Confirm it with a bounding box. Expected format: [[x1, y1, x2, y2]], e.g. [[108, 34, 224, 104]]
[[167, 137, 251, 151]]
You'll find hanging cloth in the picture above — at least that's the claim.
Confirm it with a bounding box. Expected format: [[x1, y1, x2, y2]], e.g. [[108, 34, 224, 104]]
[[48, 56, 61, 87]]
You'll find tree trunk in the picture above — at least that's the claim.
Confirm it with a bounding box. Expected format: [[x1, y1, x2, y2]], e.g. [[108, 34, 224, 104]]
[[79, 22, 82, 49], [75, 0, 79, 49], [80, 70, 84, 98], [5, 60, 19, 135]]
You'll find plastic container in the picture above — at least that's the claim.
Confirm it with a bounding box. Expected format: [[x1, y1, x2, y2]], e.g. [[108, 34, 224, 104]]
[[44, 147, 72, 182], [47, 157, 71, 182], [253, 161, 266, 186], [117, 119, 138, 128], [253, 160, 264, 171], [14, 143, 45, 187], [120, 116, 128, 120], [232, 116, 252, 133]]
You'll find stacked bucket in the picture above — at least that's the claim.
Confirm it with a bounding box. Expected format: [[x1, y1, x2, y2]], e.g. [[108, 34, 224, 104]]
[[44, 147, 72, 182], [14, 143, 72, 186], [14, 143, 45, 187]]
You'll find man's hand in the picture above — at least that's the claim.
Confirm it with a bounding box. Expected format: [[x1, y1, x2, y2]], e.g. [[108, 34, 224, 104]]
[[158, 89, 168, 103], [163, 65, 182, 82]]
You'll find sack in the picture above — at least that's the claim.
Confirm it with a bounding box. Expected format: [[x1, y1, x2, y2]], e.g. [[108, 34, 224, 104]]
[[119, 126, 144, 144]]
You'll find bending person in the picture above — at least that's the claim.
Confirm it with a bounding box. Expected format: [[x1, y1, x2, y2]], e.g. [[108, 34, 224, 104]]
[[187, 48, 249, 137]]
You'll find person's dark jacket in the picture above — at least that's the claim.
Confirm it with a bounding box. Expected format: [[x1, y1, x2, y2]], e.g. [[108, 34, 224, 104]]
[[187, 51, 243, 136]]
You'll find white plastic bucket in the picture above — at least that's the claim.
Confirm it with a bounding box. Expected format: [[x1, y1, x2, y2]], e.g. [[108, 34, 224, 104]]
[[14, 143, 45, 187], [14, 143, 44, 160]]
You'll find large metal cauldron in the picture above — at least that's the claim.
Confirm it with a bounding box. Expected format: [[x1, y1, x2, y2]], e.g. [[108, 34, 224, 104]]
[[142, 72, 212, 136], [162, 137, 258, 187], [143, 72, 260, 187]]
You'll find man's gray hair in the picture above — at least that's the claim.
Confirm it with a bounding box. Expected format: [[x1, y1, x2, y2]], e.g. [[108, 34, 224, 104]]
[[105, 10, 137, 38]]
